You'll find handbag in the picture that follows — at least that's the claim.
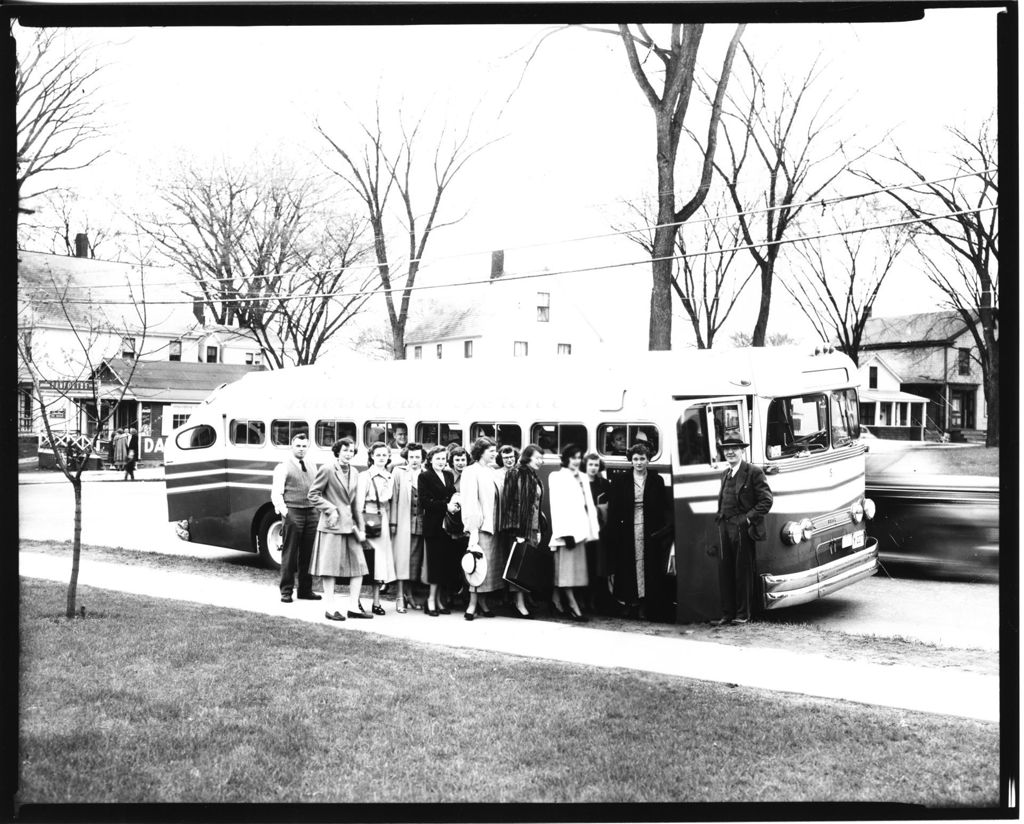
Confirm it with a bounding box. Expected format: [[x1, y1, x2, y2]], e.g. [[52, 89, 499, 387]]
[[503, 537, 554, 594], [363, 475, 383, 538]]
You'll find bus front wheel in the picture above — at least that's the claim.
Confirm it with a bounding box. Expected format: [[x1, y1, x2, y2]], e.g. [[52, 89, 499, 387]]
[[256, 510, 284, 570]]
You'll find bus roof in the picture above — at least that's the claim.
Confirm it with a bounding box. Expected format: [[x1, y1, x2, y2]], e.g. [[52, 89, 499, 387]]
[[200, 348, 859, 418]]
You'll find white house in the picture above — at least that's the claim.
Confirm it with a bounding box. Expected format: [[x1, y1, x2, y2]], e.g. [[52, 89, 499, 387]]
[[17, 249, 262, 451], [856, 354, 930, 440], [403, 252, 605, 361]]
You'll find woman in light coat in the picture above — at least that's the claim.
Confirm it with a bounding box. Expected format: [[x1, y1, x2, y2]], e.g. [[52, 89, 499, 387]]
[[307, 437, 370, 621], [548, 443, 598, 620], [112, 428, 127, 470], [389, 442, 426, 612], [459, 436, 503, 620], [357, 441, 397, 614]]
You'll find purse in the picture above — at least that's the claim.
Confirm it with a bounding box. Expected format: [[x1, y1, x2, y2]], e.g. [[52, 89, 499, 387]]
[[363, 475, 383, 538]]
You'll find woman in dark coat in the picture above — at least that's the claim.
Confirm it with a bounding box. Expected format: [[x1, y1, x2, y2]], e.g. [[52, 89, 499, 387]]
[[418, 445, 461, 616], [498, 443, 544, 619], [607, 443, 671, 619], [584, 452, 614, 613]]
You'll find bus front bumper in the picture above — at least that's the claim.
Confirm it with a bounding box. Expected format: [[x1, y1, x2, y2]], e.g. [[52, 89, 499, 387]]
[[761, 539, 879, 609]]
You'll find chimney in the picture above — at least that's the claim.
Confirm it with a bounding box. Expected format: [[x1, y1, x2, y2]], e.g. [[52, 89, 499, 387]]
[[192, 299, 205, 325], [490, 250, 504, 280], [74, 233, 89, 258]]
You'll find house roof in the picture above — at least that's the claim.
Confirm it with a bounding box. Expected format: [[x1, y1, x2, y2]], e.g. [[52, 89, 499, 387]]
[[405, 304, 494, 345], [860, 311, 970, 348], [860, 389, 931, 404], [97, 358, 264, 403], [18, 251, 200, 337]]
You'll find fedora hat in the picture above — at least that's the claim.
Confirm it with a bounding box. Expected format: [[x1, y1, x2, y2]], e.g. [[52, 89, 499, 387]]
[[719, 430, 749, 449], [461, 547, 488, 588]]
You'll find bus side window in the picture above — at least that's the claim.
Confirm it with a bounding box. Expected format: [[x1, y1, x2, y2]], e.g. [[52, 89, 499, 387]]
[[365, 421, 406, 449], [231, 419, 265, 446], [599, 423, 659, 458], [271, 420, 309, 447], [472, 422, 522, 449], [316, 420, 356, 448], [532, 423, 587, 455], [677, 409, 710, 466]]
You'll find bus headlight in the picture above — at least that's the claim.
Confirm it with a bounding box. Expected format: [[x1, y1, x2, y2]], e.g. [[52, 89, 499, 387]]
[[863, 497, 876, 520], [781, 519, 814, 545], [850, 501, 864, 523], [781, 522, 803, 545]]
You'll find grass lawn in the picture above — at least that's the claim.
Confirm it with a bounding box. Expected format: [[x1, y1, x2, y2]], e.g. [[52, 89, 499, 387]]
[[18, 578, 1000, 806], [867, 444, 999, 478]]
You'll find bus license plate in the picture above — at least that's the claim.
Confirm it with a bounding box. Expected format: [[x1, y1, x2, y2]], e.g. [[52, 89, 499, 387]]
[[852, 530, 865, 548]]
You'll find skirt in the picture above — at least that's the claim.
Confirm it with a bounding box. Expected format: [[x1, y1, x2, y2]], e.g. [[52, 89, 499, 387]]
[[309, 532, 367, 578], [424, 532, 461, 587], [470, 531, 504, 594], [554, 543, 589, 587], [364, 531, 397, 584]]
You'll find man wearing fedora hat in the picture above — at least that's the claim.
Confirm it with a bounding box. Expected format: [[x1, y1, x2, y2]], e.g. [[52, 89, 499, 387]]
[[714, 430, 773, 625]]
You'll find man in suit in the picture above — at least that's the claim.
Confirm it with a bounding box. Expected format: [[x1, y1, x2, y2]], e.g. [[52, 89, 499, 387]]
[[713, 431, 773, 625], [271, 433, 321, 604]]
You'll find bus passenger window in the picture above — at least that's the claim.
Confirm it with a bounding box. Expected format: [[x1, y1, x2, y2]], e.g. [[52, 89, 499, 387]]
[[315, 420, 356, 448], [416, 422, 462, 450], [364, 421, 407, 450], [600, 425, 628, 455], [630, 425, 659, 455], [531, 423, 587, 455], [176, 424, 217, 450], [677, 410, 709, 466], [599, 423, 659, 458], [231, 419, 265, 446], [271, 420, 309, 447], [471, 423, 522, 449]]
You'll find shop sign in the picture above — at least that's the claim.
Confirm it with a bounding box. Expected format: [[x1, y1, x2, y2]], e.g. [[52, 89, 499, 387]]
[[39, 380, 95, 393]]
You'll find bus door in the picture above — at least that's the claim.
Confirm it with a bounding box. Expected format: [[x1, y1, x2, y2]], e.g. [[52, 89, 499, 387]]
[[672, 397, 748, 623]]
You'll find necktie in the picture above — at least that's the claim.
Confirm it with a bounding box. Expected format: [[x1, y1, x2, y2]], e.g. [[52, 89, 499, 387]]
[[299, 459, 307, 473]]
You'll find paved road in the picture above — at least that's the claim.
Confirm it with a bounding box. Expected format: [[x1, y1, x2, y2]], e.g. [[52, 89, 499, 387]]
[[18, 473, 1000, 651]]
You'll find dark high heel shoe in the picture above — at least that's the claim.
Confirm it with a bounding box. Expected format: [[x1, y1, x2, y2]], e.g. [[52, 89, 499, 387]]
[[438, 604, 451, 615], [569, 609, 588, 622], [372, 603, 386, 616], [425, 604, 439, 617], [514, 608, 533, 619], [464, 611, 476, 621]]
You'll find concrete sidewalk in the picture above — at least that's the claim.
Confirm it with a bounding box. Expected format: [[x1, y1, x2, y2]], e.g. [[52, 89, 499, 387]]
[[19, 466, 164, 484], [19, 550, 999, 724]]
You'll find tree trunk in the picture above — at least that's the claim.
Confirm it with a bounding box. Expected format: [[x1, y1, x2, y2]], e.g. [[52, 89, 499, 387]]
[[66, 479, 83, 618], [649, 117, 676, 351], [750, 262, 772, 346], [984, 337, 998, 447], [391, 319, 406, 360]]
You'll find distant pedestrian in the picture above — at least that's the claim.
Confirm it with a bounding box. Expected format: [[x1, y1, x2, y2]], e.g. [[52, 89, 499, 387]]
[[123, 428, 138, 481], [113, 428, 127, 470], [270, 432, 321, 604], [713, 431, 773, 626]]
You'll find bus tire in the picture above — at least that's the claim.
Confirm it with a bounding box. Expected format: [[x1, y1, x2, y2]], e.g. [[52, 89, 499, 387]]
[[256, 509, 284, 571]]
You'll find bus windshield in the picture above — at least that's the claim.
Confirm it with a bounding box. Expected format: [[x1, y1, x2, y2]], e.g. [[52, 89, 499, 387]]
[[765, 389, 860, 459]]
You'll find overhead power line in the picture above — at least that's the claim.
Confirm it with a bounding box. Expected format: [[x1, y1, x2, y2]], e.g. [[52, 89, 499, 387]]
[[27, 205, 997, 308], [34, 167, 998, 293]]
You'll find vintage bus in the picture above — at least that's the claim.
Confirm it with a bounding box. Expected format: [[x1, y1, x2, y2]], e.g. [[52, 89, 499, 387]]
[[164, 348, 878, 622]]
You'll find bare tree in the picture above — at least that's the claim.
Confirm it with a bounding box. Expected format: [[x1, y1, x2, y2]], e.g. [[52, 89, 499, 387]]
[[586, 24, 745, 350], [782, 200, 911, 365], [317, 106, 496, 359], [854, 117, 998, 446], [15, 27, 107, 213], [730, 330, 800, 348], [140, 160, 373, 368], [17, 257, 147, 618], [614, 194, 754, 348], [699, 49, 881, 346], [17, 188, 115, 257]]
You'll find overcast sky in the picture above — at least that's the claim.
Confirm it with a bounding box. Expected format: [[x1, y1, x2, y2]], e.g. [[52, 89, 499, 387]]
[[15, 8, 1002, 351]]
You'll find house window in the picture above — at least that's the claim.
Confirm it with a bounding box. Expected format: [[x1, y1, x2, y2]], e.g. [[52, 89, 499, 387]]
[[514, 341, 529, 357], [169, 340, 181, 362], [121, 336, 136, 359], [868, 366, 878, 389], [171, 412, 191, 430], [245, 351, 263, 366], [958, 348, 971, 376], [464, 340, 473, 358], [537, 292, 550, 322], [19, 389, 33, 432], [557, 343, 572, 356], [436, 344, 443, 360], [413, 346, 422, 360], [206, 346, 219, 364]]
